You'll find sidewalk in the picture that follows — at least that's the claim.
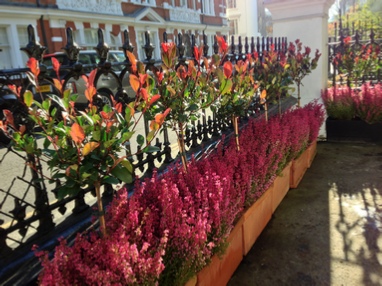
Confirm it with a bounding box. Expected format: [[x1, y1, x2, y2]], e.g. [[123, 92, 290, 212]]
[[228, 141, 382, 286]]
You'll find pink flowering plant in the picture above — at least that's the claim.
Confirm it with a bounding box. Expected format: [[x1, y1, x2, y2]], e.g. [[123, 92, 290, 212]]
[[34, 101, 325, 285], [322, 83, 382, 124], [321, 86, 356, 120]]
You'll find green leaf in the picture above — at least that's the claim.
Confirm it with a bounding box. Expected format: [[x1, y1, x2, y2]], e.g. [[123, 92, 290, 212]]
[[23, 90, 33, 107], [220, 79, 233, 95], [42, 99, 50, 111], [120, 159, 133, 174], [187, 103, 199, 112], [146, 130, 155, 143], [137, 134, 145, 146], [93, 130, 101, 141], [121, 131, 134, 142], [143, 145, 160, 153], [103, 176, 120, 185], [111, 164, 133, 183]]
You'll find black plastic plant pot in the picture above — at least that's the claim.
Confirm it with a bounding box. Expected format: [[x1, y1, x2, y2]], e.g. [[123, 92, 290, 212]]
[[326, 117, 382, 142]]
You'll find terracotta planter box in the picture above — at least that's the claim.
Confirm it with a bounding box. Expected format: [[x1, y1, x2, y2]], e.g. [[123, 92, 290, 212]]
[[272, 162, 291, 213], [326, 117, 382, 142], [306, 140, 317, 168], [290, 148, 309, 189], [196, 217, 244, 286], [242, 186, 273, 255]]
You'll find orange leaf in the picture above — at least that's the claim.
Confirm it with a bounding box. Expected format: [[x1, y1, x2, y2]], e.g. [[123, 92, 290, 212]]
[[100, 111, 114, 120], [115, 102, 123, 113], [19, 125, 26, 135], [26, 57, 40, 77], [154, 108, 171, 126], [126, 51, 137, 73], [81, 75, 89, 85], [149, 94, 160, 106], [82, 142, 100, 156], [51, 57, 60, 75], [223, 61, 233, 78], [150, 120, 160, 131], [140, 88, 149, 102], [53, 78, 62, 92], [139, 74, 148, 86], [70, 123, 85, 144], [3, 110, 15, 129], [129, 74, 140, 93], [85, 86, 97, 102], [88, 69, 97, 88], [260, 90, 267, 104]]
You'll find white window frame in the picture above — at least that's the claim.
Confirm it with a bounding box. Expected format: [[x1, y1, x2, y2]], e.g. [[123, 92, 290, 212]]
[[180, 0, 187, 8], [74, 28, 105, 50], [135, 27, 160, 61], [131, 0, 157, 6], [203, 0, 215, 16], [0, 20, 36, 69], [0, 26, 12, 69]]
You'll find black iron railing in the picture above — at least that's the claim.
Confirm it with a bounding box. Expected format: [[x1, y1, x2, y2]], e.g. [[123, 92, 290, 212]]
[[328, 16, 382, 87]]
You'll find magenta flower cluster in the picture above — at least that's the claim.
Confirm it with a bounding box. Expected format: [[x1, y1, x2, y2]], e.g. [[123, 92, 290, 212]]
[[322, 83, 382, 124], [35, 102, 324, 286]]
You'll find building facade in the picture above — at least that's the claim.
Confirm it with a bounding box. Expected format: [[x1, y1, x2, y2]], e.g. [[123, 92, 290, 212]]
[[0, 0, 229, 69], [226, 0, 267, 41]]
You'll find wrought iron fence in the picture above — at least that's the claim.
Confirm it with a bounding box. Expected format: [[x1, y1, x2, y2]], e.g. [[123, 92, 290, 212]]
[[0, 24, 293, 285], [328, 17, 382, 87]]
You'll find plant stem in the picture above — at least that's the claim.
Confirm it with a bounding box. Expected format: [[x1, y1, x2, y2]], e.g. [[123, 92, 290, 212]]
[[232, 115, 240, 151], [177, 121, 188, 172], [264, 103, 268, 122], [94, 181, 107, 237], [297, 82, 301, 108]]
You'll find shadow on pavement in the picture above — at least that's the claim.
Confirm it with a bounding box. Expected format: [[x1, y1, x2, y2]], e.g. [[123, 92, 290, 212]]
[[228, 141, 382, 286]]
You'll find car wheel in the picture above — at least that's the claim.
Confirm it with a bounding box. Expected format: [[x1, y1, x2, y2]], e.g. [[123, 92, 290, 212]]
[[95, 92, 112, 109]]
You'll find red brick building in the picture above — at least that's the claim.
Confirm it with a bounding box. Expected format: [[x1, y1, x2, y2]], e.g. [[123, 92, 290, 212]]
[[0, 0, 228, 69]]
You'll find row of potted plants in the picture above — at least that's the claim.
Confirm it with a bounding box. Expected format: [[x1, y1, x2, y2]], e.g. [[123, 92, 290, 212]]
[[33, 101, 325, 285], [0, 34, 323, 284]]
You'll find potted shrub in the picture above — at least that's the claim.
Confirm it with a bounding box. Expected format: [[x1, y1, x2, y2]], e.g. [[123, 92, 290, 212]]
[[322, 83, 382, 142]]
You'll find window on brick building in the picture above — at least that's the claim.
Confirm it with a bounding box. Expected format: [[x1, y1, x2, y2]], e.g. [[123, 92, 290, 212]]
[[229, 19, 238, 36], [180, 0, 187, 7], [202, 0, 214, 15], [17, 26, 29, 67], [0, 27, 12, 69], [137, 30, 159, 61], [227, 0, 236, 9], [110, 33, 121, 50]]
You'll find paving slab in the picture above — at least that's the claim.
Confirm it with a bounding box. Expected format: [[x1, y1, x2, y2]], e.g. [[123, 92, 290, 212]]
[[228, 141, 382, 286]]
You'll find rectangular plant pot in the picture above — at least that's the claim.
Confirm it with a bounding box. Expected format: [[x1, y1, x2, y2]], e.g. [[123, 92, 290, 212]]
[[306, 140, 317, 168], [290, 149, 309, 189], [272, 162, 291, 213], [196, 217, 244, 286], [242, 186, 273, 255], [326, 118, 382, 142]]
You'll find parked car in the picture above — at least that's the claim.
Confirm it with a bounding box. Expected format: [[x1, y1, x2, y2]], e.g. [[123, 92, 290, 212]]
[[42, 50, 135, 109]]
